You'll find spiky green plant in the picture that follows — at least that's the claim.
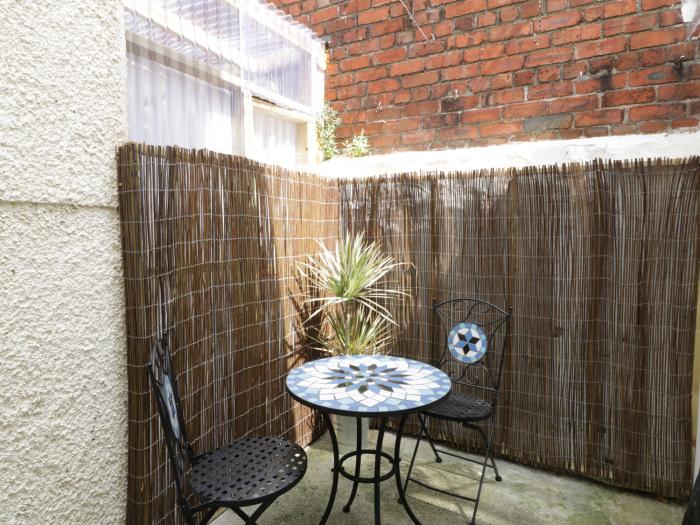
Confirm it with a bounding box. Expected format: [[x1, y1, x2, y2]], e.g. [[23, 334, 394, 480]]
[[298, 233, 405, 355]]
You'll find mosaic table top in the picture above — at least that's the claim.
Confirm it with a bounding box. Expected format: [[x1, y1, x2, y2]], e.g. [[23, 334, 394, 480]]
[[286, 355, 451, 416]]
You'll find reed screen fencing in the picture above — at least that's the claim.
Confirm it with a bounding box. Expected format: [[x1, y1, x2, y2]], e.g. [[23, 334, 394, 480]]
[[339, 159, 700, 500], [118, 144, 700, 523], [118, 144, 339, 524]]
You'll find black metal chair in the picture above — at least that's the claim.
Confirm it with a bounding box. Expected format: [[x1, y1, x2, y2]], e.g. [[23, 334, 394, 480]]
[[148, 337, 307, 525], [402, 299, 512, 525]]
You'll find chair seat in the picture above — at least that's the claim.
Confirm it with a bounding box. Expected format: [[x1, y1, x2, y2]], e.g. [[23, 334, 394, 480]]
[[423, 391, 493, 422], [190, 436, 307, 506]]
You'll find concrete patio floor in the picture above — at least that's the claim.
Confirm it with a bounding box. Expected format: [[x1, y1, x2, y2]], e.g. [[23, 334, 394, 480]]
[[212, 430, 685, 525]]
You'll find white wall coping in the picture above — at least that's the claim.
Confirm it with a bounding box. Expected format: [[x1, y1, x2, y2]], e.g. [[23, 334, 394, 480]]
[[317, 130, 700, 179]]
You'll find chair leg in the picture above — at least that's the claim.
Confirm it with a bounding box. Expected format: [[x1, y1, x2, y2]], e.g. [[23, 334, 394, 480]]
[[199, 507, 218, 524], [401, 414, 428, 502], [418, 414, 442, 464], [491, 451, 502, 482], [245, 500, 273, 524], [469, 422, 496, 525]]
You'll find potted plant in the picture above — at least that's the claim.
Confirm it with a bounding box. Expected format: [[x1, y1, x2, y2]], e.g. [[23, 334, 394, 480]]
[[298, 233, 405, 449]]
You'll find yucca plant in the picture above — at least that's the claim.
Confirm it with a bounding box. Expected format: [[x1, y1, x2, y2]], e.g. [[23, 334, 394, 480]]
[[298, 233, 405, 355]]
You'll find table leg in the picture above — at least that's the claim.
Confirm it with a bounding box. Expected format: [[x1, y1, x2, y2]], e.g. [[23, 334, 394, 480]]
[[343, 416, 363, 513], [320, 411, 339, 525], [394, 414, 423, 525], [374, 417, 387, 525]]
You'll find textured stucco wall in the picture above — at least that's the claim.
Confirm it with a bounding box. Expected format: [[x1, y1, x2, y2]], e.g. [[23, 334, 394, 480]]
[[0, 1, 128, 523]]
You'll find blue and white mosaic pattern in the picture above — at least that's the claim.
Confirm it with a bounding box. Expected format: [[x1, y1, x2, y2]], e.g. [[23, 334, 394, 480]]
[[447, 322, 488, 363], [287, 355, 451, 414]]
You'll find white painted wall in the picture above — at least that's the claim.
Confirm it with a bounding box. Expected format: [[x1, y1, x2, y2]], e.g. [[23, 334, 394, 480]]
[[0, 2, 128, 523], [319, 130, 700, 178]]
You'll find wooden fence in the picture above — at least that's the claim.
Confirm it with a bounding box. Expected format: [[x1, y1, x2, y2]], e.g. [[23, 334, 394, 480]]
[[118, 146, 700, 522]]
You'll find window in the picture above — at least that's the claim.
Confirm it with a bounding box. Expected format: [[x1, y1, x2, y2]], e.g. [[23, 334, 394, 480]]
[[124, 0, 325, 167]]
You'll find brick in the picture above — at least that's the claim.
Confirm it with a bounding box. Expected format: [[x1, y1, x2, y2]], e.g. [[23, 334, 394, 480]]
[[389, 59, 424, 76], [445, 0, 486, 17], [552, 24, 602, 45], [478, 12, 498, 27], [340, 55, 371, 71], [658, 82, 700, 101], [574, 36, 627, 59], [480, 121, 523, 137], [372, 48, 407, 65], [355, 68, 388, 82], [574, 72, 626, 93], [367, 78, 400, 94], [603, 0, 636, 18], [450, 31, 489, 48], [639, 121, 668, 133], [603, 14, 657, 36], [441, 64, 479, 80], [641, 0, 677, 9], [436, 125, 479, 141], [583, 126, 610, 137], [629, 66, 682, 86], [402, 71, 439, 87], [504, 101, 549, 118], [602, 88, 656, 106], [659, 9, 683, 26], [547, 0, 568, 11], [523, 114, 572, 132], [525, 47, 573, 67], [539, 11, 582, 31], [521, 0, 542, 17], [370, 19, 405, 36], [629, 103, 686, 121], [358, 5, 389, 24], [401, 129, 436, 145], [425, 51, 464, 69], [404, 100, 441, 116], [441, 95, 480, 112], [538, 66, 561, 82], [550, 95, 598, 113], [489, 21, 532, 41], [506, 34, 550, 54], [672, 117, 700, 129], [310, 5, 338, 24], [422, 112, 461, 127], [481, 55, 525, 74], [630, 28, 686, 50], [528, 81, 572, 100], [487, 87, 526, 104], [461, 108, 501, 123], [515, 70, 537, 85], [574, 109, 624, 126], [342, 0, 371, 14], [384, 117, 421, 132]]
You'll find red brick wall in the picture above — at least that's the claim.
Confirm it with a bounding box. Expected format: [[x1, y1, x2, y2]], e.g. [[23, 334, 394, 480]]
[[271, 0, 700, 153]]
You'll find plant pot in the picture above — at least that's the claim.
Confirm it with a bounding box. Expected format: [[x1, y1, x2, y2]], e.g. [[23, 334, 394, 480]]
[[332, 414, 369, 452]]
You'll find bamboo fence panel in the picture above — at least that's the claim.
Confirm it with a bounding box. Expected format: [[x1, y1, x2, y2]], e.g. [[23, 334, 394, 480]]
[[119, 146, 700, 523], [339, 158, 700, 499], [117, 143, 339, 524]]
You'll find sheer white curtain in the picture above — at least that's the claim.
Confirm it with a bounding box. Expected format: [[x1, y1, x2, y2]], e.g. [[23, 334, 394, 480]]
[[251, 110, 299, 166], [123, 0, 323, 164], [127, 49, 240, 154]]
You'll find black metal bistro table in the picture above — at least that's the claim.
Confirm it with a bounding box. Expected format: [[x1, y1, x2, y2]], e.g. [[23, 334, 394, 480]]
[[286, 355, 452, 525]]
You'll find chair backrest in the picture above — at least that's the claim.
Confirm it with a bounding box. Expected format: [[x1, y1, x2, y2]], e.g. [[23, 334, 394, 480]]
[[433, 298, 512, 396], [147, 337, 195, 506]]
